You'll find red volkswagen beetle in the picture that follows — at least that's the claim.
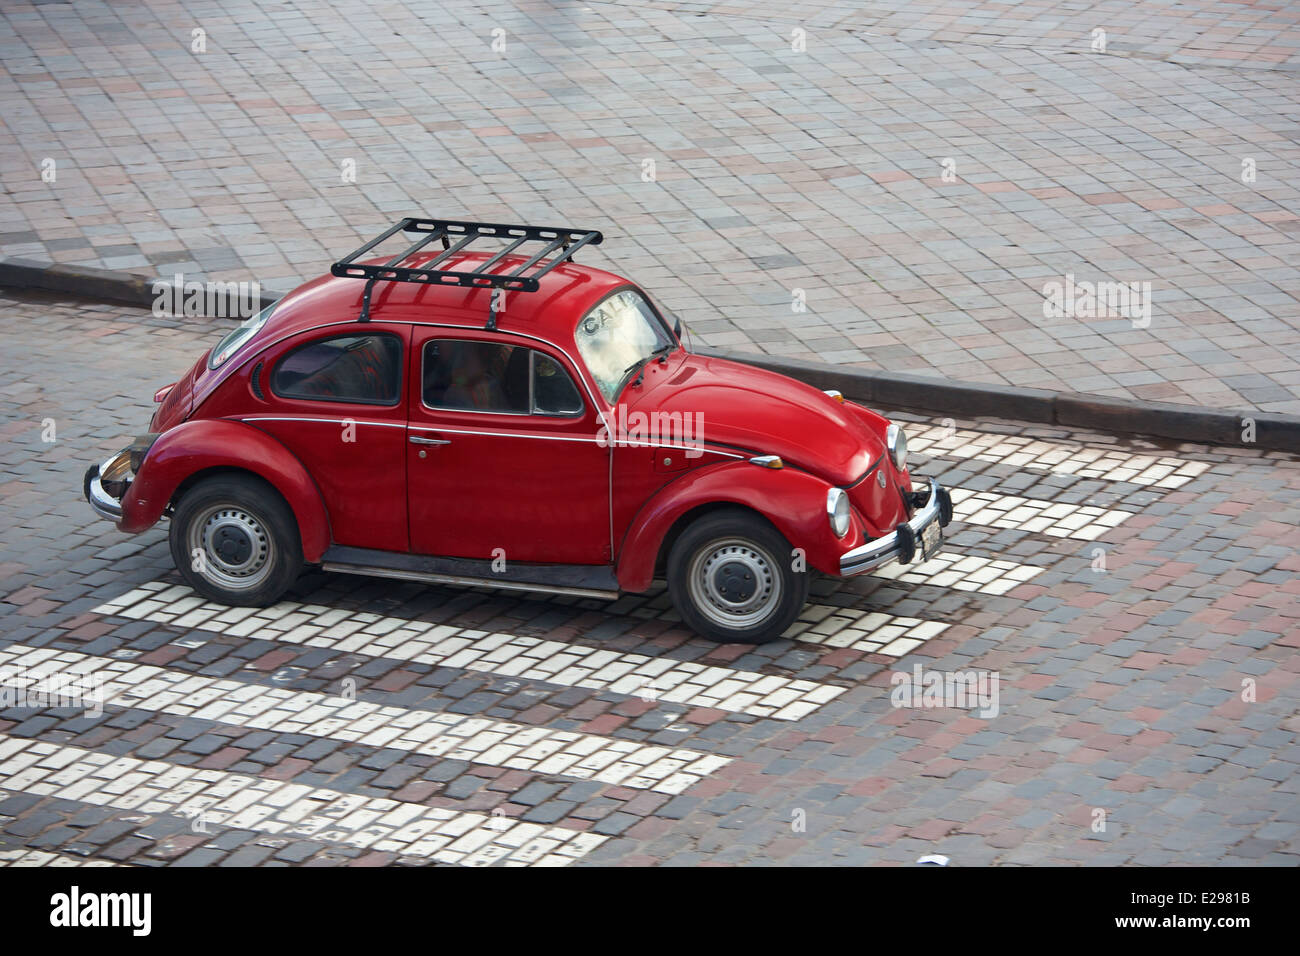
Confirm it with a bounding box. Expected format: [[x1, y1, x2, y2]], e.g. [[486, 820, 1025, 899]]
[[85, 218, 952, 643]]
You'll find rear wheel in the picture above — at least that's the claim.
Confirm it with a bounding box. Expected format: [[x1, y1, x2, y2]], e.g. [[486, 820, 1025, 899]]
[[667, 509, 809, 644], [169, 474, 302, 606]]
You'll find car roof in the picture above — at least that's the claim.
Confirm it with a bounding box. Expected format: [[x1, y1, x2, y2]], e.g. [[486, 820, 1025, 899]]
[[264, 249, 634, 344]]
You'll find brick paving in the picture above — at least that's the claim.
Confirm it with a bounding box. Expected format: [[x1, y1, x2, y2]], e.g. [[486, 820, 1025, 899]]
[[0, 288, 1296, 865], [1, 0, 1298, 412]]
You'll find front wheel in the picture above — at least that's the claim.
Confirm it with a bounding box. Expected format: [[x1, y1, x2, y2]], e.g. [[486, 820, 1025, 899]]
[[667, 509, 809, 644], [169, 474, 303, 607]]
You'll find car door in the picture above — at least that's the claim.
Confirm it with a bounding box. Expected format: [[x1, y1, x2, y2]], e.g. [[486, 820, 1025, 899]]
[[406, 327, 611, 565], [245, 322, 411, 553]]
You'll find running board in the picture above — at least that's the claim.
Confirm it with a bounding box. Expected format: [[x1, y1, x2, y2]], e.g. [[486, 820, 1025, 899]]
[[319, 545, 620, 600]]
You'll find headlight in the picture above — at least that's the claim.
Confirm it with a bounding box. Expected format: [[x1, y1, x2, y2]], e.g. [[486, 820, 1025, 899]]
[[827, 487, 850, 538], [98, 450, 134, 499], [886, 423, 908, 472]]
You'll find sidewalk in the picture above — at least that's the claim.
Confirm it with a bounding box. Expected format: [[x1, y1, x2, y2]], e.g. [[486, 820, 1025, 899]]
[[1, 0, 1297, 412]]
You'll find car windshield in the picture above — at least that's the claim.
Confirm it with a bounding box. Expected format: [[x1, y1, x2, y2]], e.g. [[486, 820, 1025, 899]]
[[574, 289, 674, 402], [208, 300, 277, 370]]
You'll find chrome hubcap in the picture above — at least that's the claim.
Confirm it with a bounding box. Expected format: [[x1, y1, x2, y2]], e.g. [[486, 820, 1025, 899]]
[[687, 537, 781, 629], [189, 505, 273, 591]]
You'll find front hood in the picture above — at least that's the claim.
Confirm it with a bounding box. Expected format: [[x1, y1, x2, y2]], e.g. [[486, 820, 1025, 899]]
[[625, 352, 887, 484]]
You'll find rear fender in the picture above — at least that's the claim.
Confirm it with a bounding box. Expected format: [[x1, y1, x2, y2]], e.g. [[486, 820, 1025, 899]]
[[119, 419, 331, 562], [615, 460, 868, 592]]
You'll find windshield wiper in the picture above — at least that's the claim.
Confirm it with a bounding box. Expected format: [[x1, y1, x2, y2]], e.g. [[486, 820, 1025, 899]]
[[622, 344, 674, 390]]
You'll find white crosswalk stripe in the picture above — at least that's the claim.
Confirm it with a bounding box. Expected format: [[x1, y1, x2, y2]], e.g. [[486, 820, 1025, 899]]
[[949, 488, 1131, 540], [786, 607, 951, 656], [0, 847, 120, 867], [0, 644, 730, 794], [93, 585, 846, 721], [908, 424, 1211, 488], [0, 736, 607, 867], [868, 551, 1046, 595]]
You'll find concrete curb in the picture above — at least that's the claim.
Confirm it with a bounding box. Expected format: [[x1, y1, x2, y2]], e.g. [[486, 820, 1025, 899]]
[[704, 349, 1300, 454], [0, 257, 282, 312], [0, 257, 164, 310], [3, 255, 1297, 453]]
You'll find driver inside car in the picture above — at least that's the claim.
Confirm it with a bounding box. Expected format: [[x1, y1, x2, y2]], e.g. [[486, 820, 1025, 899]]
[[440, 342, 509, 411]]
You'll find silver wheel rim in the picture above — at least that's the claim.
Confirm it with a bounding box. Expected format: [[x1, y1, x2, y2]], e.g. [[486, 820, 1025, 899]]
[[686, 536, 782, 630], [187, 503, 274, 591]]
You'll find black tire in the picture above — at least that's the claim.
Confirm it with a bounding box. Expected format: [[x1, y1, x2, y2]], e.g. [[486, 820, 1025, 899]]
[[169, 473, 303, 607], [666, 508, 809, 644]]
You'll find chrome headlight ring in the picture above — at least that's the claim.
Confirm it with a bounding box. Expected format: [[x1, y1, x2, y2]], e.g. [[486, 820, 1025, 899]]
[[886, 422, 908, 472], [827, 487, 851, 538]]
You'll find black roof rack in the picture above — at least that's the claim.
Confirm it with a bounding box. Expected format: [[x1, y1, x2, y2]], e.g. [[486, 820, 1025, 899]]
[[331, 217, 604, 325]]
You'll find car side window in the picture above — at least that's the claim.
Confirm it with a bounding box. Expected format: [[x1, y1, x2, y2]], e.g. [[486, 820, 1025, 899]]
[[531, 352, 583, 416], [422, 340, 583, 417], [271, 333, 402, 405], [423, 340, 527, 414]]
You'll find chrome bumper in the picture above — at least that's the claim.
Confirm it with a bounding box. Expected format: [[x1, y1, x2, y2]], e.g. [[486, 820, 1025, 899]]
[[83, 459, 124, 521], [839, 477, 949, 576]]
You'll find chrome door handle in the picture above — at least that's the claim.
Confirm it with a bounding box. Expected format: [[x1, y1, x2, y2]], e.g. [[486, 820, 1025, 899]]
[[409, 435, 451, 446]]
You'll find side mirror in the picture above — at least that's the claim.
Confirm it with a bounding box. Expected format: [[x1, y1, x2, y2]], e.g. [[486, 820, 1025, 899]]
[[673, 318, 682, 340]]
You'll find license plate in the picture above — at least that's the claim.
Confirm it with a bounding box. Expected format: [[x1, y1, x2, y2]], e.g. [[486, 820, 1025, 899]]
[[920, 521, 942, 559]]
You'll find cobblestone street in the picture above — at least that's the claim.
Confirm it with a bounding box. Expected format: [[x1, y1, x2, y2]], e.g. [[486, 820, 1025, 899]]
[[2, 0, 1299, 410], [0, 0, 1297, 875], [1, 289, 1296, 866]]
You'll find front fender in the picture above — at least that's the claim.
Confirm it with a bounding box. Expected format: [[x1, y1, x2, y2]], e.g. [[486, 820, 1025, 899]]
[[615, 461, 868, 592], [119, 419, 331, 562]]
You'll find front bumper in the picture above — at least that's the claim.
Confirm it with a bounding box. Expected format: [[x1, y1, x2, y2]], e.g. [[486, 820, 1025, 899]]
[[839, 477, 951, 576], [83, 455, 127, 522], [83, 434, 158, 524]]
